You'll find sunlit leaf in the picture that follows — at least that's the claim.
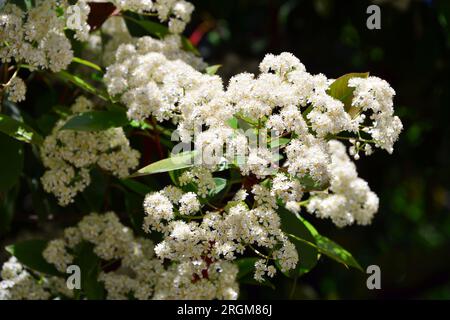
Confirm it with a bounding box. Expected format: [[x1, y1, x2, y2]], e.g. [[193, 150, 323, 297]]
[[0, 114, 43, 145], [206, 64, 222, 75], [130, 151, 198, 177], [327, 72, 369, 117]]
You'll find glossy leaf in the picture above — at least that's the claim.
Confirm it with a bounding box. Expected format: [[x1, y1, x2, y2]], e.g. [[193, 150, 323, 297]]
[[315, 234, 363, 271], [72, 57, 103, 72], [0, 114, 43, 145], [130, 151, 197, 177], [61, 110, 128, 131], [278, 207, 319, 276]]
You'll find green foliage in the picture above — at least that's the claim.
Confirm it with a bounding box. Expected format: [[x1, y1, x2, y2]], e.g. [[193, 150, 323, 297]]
[[123, 12, 200, 55], [61, 110, 129, 131], [327, 72, 369, 117], [0, 133, 24, 192], [236, 258, 275, 289], [130, 151, 198, 177], [0, 184, 19, 235], [73, 242, 105, 300], [206, 65, 222, 75], [5, 240, 61, 276], [0, 114, 43, 144], [278, 207, 319, 276]]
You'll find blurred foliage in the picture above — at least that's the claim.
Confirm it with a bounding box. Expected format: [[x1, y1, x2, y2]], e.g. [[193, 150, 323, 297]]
[[187, 0, 450, 299]]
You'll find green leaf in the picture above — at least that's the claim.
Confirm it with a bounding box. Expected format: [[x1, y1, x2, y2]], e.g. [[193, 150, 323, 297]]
[[0, 114, 44, 145], [81, 168, 108, 212], [73, 242, 105, 300], [236, 257, 259, 280], [236, 257, 275, 289], [227, 117, 239, 129], [5, 240, 61, 276], [206, 64, 222, 75], [181, 36, 201, 56], [327, 72, 369, 118], [0, 133, 24, 192], [209, 178, 227, 197], [297, 174, 329, 192], [130, 151, 197, 177], [0, 184, 19, 235], [57, 71, 108, 101], [277, 207, 319, 277], [61, 110, 128, 131], [125, 191, 147, 236], [72, 57, 103, 72], [270, 137, 290, 149], [120, 178, 152, 196], [240, 275, 275, 290], [123, 13, 200, 55], [314, 234, 363, 271], [296, 215, 363, 271]]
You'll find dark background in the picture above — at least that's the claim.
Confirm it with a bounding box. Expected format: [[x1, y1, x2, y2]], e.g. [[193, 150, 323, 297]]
[[186, 0, 450, 299]]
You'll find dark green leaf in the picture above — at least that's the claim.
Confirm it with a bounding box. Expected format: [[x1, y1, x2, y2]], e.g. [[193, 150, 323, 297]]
[[236, 257, 275, 289], [278, 207, 319, 276], [297, 174, 329, 192], [0, 114, 44, 145], [73, 242, 105, 300], [120, 178, 152, 196], [236, 257, 259, 280], [123, 12, 199, 55], [315, 234, 363, 271], [5, 240, 61, 276], [61, 110, 128, 131], [0, 133, 24, 192], [81, 168, 108, 212], [0, 184, 19, 235]]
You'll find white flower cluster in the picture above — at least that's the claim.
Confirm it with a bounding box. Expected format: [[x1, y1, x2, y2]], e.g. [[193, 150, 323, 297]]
[[113, 0, 195, 34], [0, 256, 73, 300], [104, 36, 209, 122], [106, 50, 402, 178], [67, 0, 91, 41], [349, 76, 403, 154], [4, 76, 26, 102], [40, 96, 140, 206], [0, 1, 73, 72], [1, 211, 238, 300], [0, 257, 50, 300], [306, 141, 379, 227], [143, 186, 299, 282]]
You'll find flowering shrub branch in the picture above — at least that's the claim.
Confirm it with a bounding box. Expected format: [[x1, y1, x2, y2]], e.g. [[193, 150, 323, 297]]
[[0, 0, 402, 300]]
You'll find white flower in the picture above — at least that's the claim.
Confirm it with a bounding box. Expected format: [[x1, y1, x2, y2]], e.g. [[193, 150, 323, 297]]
[[306, 140, 379, 227], [179, 192, 201, 215], [5, 76, 26, 102]]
